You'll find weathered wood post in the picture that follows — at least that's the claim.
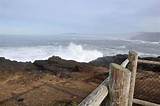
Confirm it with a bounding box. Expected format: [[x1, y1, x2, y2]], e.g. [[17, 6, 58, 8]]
[[109, 63, 131, 106], [128, 51, 138, 106]]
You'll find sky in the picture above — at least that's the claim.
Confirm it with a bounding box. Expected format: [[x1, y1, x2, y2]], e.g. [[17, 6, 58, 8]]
[[0, 0, 160, 35]]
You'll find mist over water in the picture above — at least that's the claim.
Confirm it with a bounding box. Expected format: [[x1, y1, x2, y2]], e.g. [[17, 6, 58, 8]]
[[0, 34, 159, 62], [0, 43, 103, 62]]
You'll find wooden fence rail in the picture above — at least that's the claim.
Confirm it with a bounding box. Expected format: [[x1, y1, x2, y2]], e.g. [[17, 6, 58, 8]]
[[79, 78, 109, 106], [133, 99, 160, 106], [138, 59, 160, 65], [121, 59, 129, 67], [79, 51, 160, 106]]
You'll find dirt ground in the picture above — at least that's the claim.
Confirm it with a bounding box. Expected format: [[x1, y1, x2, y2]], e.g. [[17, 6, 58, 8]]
[[0, 66, 107, 106], [0, 68, 159, 106]]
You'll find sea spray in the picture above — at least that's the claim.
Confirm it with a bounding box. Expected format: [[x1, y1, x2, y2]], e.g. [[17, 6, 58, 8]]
[[53, 43, 103, 62], [0, 43, 103, 62]]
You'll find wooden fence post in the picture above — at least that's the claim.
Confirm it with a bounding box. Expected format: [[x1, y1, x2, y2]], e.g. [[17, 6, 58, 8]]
[[109, 63, 131, 106], [128, 51, 138, 106]]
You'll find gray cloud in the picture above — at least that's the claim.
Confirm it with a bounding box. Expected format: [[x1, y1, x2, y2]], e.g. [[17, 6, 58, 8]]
[[0, 0, 160, 35]]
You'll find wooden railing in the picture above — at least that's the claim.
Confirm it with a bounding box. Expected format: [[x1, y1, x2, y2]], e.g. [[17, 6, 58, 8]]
[[79, 51, 160, 106]]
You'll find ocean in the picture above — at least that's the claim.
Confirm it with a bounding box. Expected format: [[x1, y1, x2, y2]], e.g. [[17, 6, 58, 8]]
[[0, 36, 159, 62]]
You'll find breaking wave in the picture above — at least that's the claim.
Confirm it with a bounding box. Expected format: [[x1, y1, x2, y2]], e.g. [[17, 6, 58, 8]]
[[0, 43, 103, 62]]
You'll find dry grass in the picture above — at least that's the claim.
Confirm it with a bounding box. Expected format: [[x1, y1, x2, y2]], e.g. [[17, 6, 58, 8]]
[[0, 68, 159, 106]]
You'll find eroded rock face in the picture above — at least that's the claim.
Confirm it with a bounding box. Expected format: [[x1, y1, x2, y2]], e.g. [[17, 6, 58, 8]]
[[89, 54, 128, 67], [1, 54, 160, 77], [0, 56, 108, 79], [0, 57, 37, 74], [33, 56, 107, 78], [34, 56, 90, 72]]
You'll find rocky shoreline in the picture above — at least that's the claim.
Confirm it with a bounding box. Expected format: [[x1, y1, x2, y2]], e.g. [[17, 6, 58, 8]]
[[90, 54, 160, 72], [1, 54, 160, 74], [0, 54, 160, 106]]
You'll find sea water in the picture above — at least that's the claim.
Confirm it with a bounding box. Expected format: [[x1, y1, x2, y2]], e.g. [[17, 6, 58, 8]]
[[0, 36, 159, 62]]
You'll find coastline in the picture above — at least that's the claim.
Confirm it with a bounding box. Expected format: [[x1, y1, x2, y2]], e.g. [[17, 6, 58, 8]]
[[0, 54, 160, 106]]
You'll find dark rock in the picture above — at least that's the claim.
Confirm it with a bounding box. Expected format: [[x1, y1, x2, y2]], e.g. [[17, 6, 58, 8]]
[[0, 53, 160, 79], [89, 54, 128, 67], [90, 55, 160, 72], [33, 56, 95, 77], [0, 57, 38, 79]]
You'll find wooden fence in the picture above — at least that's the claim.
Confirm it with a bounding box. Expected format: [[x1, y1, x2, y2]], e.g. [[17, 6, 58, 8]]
[[79, 51, 160, 106]]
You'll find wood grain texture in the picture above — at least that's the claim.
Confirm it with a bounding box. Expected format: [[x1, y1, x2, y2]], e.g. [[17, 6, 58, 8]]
[[79, 78, 108, 106], [138, 59, 160, 65], [128, 51, 138, 106], [109, 63, 131, 106], [133, 99, 160, 106], [121, 59, 129, 68]]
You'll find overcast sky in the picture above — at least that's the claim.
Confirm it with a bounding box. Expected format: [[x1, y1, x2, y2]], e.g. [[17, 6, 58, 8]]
[[0, 0, 160, 35]]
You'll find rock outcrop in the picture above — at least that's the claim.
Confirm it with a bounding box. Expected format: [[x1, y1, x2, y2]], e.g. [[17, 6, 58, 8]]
[[89, 54, 128, 67], [90, 54, 160, 72]]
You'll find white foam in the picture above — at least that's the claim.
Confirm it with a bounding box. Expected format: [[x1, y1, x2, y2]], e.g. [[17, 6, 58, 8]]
[[0, 43, 103, 62], [102, 47, 158, 57], [122, 39, 160, 45]]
